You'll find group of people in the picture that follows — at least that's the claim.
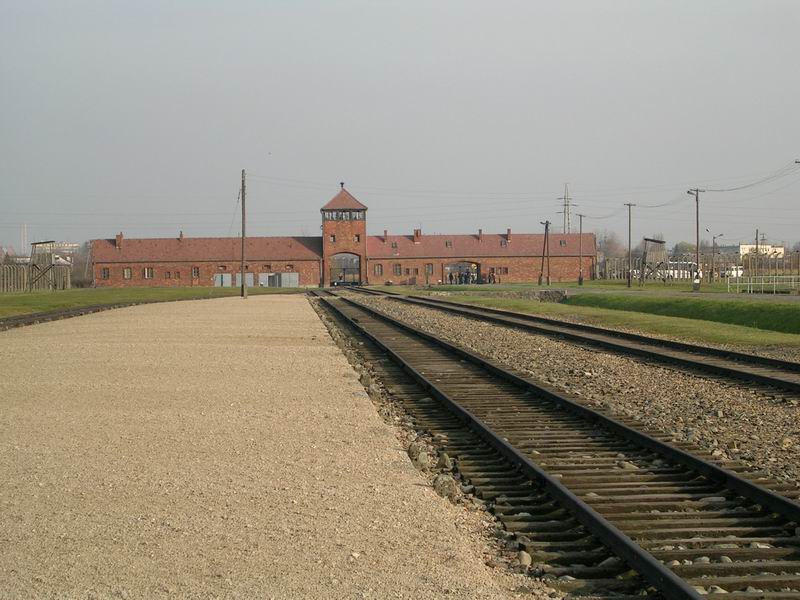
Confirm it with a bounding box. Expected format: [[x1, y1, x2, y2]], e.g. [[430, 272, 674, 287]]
[[447, 270, 499, 285]]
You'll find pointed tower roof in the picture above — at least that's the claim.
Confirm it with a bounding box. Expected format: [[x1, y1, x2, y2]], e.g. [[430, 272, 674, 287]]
[[321, 183, 368, 211]]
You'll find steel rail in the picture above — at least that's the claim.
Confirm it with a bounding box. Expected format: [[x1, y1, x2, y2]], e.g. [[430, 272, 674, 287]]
[[352, 287, 800, 393], [318, 291, 800, 599], [320, 294, 706, 600], [331, 292, 800, 523]]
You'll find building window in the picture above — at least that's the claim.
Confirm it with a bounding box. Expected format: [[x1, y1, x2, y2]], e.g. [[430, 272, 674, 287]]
[[175, 271, 181, 279], [329, 235, 336, 243], [559, 240, 567, 247], [165, 271, 171, 279], [374, 264, 383, 276], [143, 267, 154, 279], [218, 265, 227, 271], [101, 268, 110, 280], [391, 241, 398, 248], [445, 240, 453, 247], [192, 267, 200, 278], [263, 264, 272, 271], [500, 267, 509, 275], [354, 234, 360, 242], [286, 264, 293, 271], [393, 264, 402, 276], [500, 240, 508, 247], [405, 268, 410, 275], [123, 267, 131, 280], [413, 268, 419, 275], [425, 263, 433, 275]]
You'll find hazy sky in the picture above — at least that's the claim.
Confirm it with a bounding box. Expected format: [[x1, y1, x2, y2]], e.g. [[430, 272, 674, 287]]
[[1, 0, 799, 251]]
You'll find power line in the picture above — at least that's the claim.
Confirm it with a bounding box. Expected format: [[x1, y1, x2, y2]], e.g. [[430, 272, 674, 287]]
[[226, 189, 241, 237], [705, 161, 800, 192]]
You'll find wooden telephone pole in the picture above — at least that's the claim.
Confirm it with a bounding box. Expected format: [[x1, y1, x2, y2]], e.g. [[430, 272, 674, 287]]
[[624, 203, 635, 288], [241, 169, 247, 299], [538, 220, 551, 285], [687, 188, 705, 286], [577, 213, 585, 285]]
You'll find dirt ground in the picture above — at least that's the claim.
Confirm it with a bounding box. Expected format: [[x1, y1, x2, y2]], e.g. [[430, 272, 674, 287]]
[[0, 295, 547, 599]]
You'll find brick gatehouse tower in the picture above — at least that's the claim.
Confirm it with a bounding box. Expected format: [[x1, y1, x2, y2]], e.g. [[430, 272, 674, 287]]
[[321, 183, 368, 285]]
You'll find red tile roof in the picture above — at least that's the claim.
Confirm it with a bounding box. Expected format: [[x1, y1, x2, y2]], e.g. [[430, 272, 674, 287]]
[[320, 188, 368, 211], [366, 233, 596, 259], [91, 236, 322, 263]]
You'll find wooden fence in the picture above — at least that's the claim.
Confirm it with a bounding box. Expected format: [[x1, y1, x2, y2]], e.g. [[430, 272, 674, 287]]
[[0, 265, 71, 293]]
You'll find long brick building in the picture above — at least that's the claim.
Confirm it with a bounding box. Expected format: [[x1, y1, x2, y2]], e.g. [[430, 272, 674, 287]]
[[91, 186, 596, 288]]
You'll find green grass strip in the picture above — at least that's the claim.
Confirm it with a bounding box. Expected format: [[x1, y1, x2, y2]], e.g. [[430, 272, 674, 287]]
[[565, 293, 800, 335], [373, 287, 800, 348], [0, 287, 304, 319]]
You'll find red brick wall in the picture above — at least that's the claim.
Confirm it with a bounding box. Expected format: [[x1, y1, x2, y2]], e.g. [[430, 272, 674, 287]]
[[365, 256, 596, 285], [322, 216, 368, 285], [93, 260, 322, 288]]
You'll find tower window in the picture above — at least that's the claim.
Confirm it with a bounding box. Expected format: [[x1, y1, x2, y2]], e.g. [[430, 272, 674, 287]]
[[329, 235, 336, 243], [354, 234, 360, 242]]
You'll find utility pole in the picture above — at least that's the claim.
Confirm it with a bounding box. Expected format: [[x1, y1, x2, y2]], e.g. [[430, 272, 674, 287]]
[[538, 220, 551, 285], [755, 229, 759, 277], [558, 183, 573, 233], [624, 203, 635, 288], [241, 169, 247, 299], [706, 229, 723, 283], [577, 213, 585, 285], [687, 189, 705, 286]]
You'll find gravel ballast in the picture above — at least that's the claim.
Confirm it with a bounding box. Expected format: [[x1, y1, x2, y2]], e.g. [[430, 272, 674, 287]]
[[0, 295, 547, 599], [350, 294, 800, 484]]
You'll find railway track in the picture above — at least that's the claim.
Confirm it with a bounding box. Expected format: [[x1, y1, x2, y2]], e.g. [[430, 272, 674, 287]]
[[350, 287, 800, 398], [312, 289, 800, 600]]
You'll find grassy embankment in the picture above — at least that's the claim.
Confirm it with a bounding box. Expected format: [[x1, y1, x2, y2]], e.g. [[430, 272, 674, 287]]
[[0, 287, 304, 319], [374, 285, 800, 348]]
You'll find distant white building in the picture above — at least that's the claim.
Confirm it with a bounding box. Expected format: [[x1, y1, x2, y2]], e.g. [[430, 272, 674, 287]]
[[739, 243, 785, 258]]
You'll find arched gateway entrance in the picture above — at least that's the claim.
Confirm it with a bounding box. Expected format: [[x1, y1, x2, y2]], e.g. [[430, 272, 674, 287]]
[[445, 261, 480, 284], [330, 253, 361, 285]]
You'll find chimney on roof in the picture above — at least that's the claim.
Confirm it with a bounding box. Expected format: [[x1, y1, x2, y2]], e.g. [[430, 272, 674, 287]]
[[506, 228, 512, 242], [413, 228, 422, 243], [179, 230, 184, 241], [115, 232, 123, 250], [340, 181, 345, 189], [478, 228, 483, 241], [383, 229, 388, 243]]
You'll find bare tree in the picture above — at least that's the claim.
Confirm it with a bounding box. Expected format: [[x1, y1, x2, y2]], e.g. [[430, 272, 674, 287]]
[[598, 230, 626, 258], [70, 242, 93, 287]]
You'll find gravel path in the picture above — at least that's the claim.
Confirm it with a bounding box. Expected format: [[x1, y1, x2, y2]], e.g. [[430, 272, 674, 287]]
[[350, 294, 800, 485], [0, 296, 545, 599]]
